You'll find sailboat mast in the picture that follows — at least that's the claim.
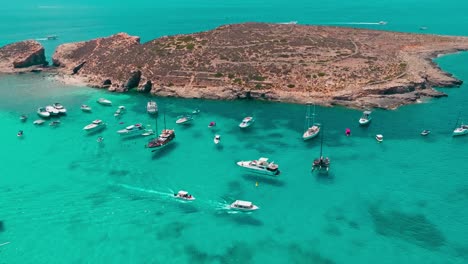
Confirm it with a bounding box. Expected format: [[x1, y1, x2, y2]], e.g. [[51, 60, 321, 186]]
[[312, 104, 316, 124], [164, 112, 167, 130], [320, 126, 324, 157]]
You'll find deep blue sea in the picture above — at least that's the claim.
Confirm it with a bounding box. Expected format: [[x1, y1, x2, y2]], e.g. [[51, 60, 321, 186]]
[[1, 1, 468, 263]]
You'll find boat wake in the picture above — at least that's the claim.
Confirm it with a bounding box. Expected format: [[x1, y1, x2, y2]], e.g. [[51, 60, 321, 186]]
[[114, 183, 173, 197], [0, 242, 10, 247], [35, 38, 48, 41], [325, 21, 387, 25], [277, 21, 298, 25]]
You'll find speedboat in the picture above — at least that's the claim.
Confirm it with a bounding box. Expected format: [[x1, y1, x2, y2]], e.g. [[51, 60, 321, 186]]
[[147, 129, 176, 149], [376, 134, 384, 142], [81, 105, 92, 112], [192, 109, 200, 114], [45, 105, 59, 116], [147, 101, 158, 115], [37, 107, 50, 118], [20, 115, 28, 122], [453, 125, 468, 136], [52, 103, 67, 114], [239, 117, 254, 128], [237, 157, 280, 176], [176, 115, 193, 125], [114, 106, 125, 117], [303, 124, 320, 140], [117, 123, 144, 134], [33, 119, 45, 125], [208, 121, 216, 128], [230, 200, 259, 211], [359, 111, 372, 126], [174, 190, 195, 201], [378, 21, 387, 25], [97, 98, 112, 106], [49, 120, 61, 127], [421, 130, 431, 136], [141, 129, 154, 136], [83, 120, 106, 131], [214, 135, 221, 144]]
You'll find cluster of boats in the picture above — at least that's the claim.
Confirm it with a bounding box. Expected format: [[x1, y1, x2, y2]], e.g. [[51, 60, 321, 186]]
[[37, 103, 67, 118], [174, 190, 259, 211]]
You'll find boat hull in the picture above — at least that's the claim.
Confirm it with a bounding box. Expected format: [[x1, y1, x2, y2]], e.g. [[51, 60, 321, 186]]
[[229, 205, 259, 211], [37, 112, 50, 118], [302, 131, 319, 140], [359, 118, 371, 125], [453, 129, 468, 136]]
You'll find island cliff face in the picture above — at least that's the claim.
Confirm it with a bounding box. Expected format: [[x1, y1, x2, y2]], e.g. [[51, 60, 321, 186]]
[[0, 40, 47, 72], [3, 23, 468, 109]]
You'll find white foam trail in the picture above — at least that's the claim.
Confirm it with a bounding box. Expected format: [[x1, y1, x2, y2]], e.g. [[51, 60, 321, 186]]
[[324, 22, 387, 25], [35, 38, 47, 41], [115, 183, 172, 197], [0, 242, 10, 247]]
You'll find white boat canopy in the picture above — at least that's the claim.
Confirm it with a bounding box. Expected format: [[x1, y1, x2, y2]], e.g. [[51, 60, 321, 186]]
[[234, 200, 252, 207], [178, 191, 188, 196]]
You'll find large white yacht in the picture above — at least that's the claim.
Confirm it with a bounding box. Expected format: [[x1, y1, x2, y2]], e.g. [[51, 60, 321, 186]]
[[83, 120, 106, 131], [236, 157, 280, 176], [117, 123, 144, 135], [230, 200, 259, 211]]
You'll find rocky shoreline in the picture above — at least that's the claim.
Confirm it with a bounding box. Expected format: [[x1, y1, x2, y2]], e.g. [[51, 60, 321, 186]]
[[1, 23, 468, 109]]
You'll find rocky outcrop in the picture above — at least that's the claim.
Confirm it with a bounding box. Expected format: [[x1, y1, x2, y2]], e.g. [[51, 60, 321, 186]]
[[124, 70, 141, 89], [72, 61, 86, 75], [0, 40, 47, 72], [138, 80, 152, 93]]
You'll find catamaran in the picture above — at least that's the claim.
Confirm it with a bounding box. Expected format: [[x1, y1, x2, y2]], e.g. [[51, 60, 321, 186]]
[[230, 200, 259, 211], [147, 101, 158, 115], [359, 111, 372, 126], [312, 127, 330, 173], [237, 157, 280, 176], [303, 103, 320, 140]]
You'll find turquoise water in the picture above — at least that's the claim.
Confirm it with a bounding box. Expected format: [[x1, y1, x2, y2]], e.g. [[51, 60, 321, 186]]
[[1, 1, 468, 263]]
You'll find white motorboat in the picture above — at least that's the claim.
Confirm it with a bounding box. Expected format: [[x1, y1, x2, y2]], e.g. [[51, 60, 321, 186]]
[[453, 125, 468, 136], [176, 115, 193, 125], [33, 119, 46, 125], [359, 111, 372, 126], [114, 106, 126, 117], [97, 98, 112, 106], [230, 200, 259, 211], [117, 123, 144, 134], [239, 116, 254, 128], [147, 101, 158, 115], [17, 130, 24, 137], [45, 105, 59, 116], [376, 134, 384, 142], [37, 107, 50, 118], [52, 103, 67, 114], [237, 157, 280, 176], [81, 105, 92, 112], [378, 21, 387, 25], [192, 109, 200, 114], [174, 190, 195, 201], [20, 115, 28, 122], [214, 134, 221, 144], [303, 104, 320, 140], [421, 130, 431, 136], [141, 129, 154, 136], [83, 120, 106, 131]]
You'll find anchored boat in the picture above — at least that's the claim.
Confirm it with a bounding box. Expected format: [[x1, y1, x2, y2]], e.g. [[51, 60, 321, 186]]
[[83, 120, 106, 131], [303, 103, 320, 140], [359, 111, 372, 126], [80, 105, 92, 112], [312, 126, 330, 173], [239, 116, 254, 128], [176, 115, 193, 125], [97, 98, 112, 106], [230, 200, 259, 211], [147, 101, 158, 115], [237, 157, 280, 176]]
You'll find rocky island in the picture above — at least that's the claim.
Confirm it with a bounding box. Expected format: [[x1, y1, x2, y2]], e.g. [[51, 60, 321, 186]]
[[2, 23, 468, 109]]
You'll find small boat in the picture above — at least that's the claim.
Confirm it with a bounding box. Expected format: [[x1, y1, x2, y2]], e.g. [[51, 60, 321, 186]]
[[80, 105, 92, 112], [376, 134, 384, 142], [147, 101, 158, 115], [378, 21, 387, 25], [230, 200, 259, 211], [303, 104, 320, 140], [46, 35, 58, 40], [174, 190, 195, 201], [421, 130, 431, 136], [239, 117, 254, 128], [176, 115, 193, 125], [52, 103, 67, 114], [345, 128, 351, 136], [83, 120, 106, 131], [117, 123, 144, 134], [33, 119, 46, 125], [208, 121, 216, 128], [453, 125, 468, 136], [45, 105, 59, 116], [17, 130, 23, 137], [37, 107, 50, 118], [359, 111, 372, 126], [419, 26, 428, 30], [49, 120, 61, 127], [20, 115, 28, 122], [192, 109, 200, 115], [237, 157, 280, 176], [214, 135, 221, 144], [114, 106, 126, 117], [97, 98, 112, 106], [141, 129, 154, 136]]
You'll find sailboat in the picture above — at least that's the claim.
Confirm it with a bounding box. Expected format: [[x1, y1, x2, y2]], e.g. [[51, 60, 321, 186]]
[[147, 112, 175, 151], [302, 103, 321, 140], [312, 126, 330, 173]]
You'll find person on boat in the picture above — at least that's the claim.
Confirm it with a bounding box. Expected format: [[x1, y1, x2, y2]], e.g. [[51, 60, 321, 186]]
[[345, 128, 351, 136]]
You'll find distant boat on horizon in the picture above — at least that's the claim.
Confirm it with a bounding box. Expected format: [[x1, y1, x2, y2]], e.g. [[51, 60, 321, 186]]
[[46, 35, 58, 40]]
